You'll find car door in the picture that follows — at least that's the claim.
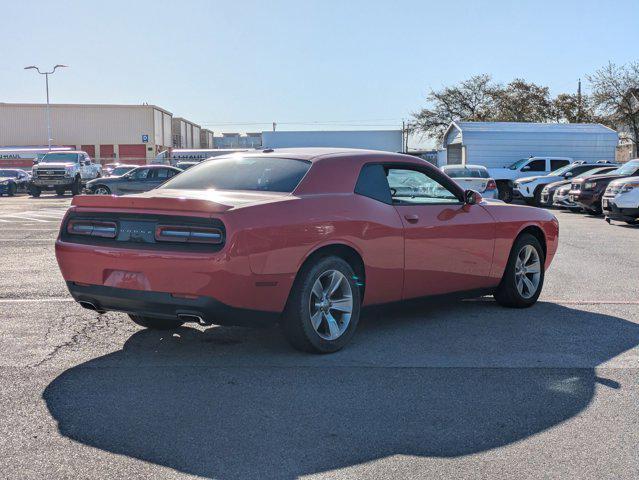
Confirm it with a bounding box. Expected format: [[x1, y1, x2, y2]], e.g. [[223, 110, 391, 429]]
[[386, 166, 496, 300]]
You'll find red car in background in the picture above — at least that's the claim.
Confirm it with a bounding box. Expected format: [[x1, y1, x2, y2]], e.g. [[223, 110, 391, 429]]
[[56, 148, 559, 353]]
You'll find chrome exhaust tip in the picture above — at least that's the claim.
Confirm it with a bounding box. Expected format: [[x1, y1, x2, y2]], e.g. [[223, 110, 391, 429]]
[[78, 300, 105, 314], [177, 313, 205, 324]]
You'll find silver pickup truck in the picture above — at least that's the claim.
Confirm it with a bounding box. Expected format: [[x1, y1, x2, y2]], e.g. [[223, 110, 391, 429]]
[[29, 151, 102, 197]]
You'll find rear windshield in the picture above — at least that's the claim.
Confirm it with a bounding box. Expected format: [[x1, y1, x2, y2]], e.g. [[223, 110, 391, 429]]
[[160, 156, 311, 192], [444, 168, 489, 179]]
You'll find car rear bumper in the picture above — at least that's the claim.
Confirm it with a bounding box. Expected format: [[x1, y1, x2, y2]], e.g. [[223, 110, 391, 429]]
[[602, 199, 639, 220], [67, 282, 279, 326]]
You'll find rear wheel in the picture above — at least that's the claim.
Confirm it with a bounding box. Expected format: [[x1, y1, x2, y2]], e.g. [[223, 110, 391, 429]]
[[281, 256, 361, 353], [494, 233, 545, 308], [128, 314, 184, 330], [533, 186, 544, 207], [7, 183, 16, 196], [497, 182, 513, 203]]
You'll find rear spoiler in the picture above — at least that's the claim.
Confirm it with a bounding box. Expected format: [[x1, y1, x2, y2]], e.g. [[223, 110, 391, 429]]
[[71, 194, 233, 214]]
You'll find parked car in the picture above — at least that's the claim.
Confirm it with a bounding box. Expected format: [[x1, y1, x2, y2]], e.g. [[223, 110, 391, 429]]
[[487, 156, 572, 203], [0, 168, 31, 196], [602, 176, 639, 225], [56, 148, 559, 353], [85, 165, 182, 195], [440, 164, 498, 199], [29, 151, 102, 197], [542, 166, 619, 208], [175, 160, 200, 170], [568, 159, 639, 214], [514, 161, 616, 207]]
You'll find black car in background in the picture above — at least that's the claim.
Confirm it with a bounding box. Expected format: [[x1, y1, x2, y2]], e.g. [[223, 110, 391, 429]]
[[540, 166, 618, 207], [0, 169, 31, 196], [85, 165, 182, 195]]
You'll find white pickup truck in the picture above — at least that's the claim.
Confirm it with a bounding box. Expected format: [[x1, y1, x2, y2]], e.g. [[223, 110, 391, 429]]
[[488, 156, 572, 202], [29, 151, 102, 197]]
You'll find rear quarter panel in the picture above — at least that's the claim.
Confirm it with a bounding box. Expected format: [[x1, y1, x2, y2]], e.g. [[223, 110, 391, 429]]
[[229, 193, 405, 307]]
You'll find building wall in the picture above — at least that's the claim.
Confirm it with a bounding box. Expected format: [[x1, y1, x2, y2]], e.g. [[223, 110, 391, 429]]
[[262, 130, 402, 152], [0, 103, 170, 162]]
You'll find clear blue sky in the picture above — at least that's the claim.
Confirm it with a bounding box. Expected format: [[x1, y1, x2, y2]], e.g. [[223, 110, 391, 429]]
[[2, 0, 638, 145]]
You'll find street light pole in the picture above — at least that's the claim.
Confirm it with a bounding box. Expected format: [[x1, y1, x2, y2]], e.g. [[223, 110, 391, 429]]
[[24, 64, 68, 151]]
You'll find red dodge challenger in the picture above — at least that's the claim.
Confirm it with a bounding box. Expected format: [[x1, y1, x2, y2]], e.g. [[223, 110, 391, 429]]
[[56, 148, 559, 353]]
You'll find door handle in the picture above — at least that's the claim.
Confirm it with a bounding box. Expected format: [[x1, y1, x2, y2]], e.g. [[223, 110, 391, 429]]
[[404, 214, 419, 223]]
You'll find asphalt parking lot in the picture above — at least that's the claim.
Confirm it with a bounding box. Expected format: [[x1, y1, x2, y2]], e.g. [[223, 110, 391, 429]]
[[1, 195, 638, 479]]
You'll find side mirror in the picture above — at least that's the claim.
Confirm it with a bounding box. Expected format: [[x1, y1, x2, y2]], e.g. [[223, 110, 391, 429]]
[[564, 171, 573, 178], [464, 189, 482, 205], [521, 166, 531, 171], [32, 159, 39, 165], [84, 160, 91, 166]]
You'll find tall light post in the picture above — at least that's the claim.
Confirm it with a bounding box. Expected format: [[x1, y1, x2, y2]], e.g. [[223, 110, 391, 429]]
[[24, 64, 68, 150]]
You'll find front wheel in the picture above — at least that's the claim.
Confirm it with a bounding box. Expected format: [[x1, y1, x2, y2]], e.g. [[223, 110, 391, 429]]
[[128, 314, 184, 330], [494, 233, 545, 308], [93, 185, 111, 195], [281, 256, 361, 353], [55, 187, 66, 196], [497, 183, 513, 203], [71, 177, 81, 196], [8, 183, 16, 196], [28, 185, 41, 197]]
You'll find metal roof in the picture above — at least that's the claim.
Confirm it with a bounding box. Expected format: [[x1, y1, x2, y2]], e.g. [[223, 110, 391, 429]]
[[451, 121, 616, 134]]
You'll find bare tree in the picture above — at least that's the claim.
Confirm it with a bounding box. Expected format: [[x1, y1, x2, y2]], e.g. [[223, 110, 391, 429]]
[[411, 74, 498, 139], [493, 79, 554, 122], [587, 62, 639, 150], [552, 93, 596, 123]]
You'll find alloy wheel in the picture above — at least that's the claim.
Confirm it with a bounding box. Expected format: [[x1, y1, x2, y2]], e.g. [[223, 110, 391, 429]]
[[308, 270, 353, 340], [94, 187, 110, 195], [515, 245, 541, 299]]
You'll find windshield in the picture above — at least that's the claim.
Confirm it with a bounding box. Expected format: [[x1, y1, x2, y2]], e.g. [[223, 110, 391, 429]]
[[549, 164, 574, 176], [609, 162, 639, 176], [160, 156, 311, 192], [508, 158, 530, 170], [40, 153, 79, 163], [443, 167, 489, 179], [111, 167, 134, 176], [0, 170, 20, 178], [577, 167, 613, 178]]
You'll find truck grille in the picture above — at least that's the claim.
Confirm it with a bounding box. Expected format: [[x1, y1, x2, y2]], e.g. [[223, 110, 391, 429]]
[[36, 168, 66, 180]]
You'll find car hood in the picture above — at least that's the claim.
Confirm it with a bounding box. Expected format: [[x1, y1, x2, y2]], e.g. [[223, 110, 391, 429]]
[[34, 162, 74, 169], [515, 175, 546, 183], [544, 179, 571, 190], [572, 173, 624, 184], [72, 188, 293, 213], [87, 175, 124, 185]]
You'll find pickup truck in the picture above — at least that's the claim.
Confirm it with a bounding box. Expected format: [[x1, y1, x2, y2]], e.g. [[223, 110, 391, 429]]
[[29, 151, 102, 197], [487, 156, 572, 202]]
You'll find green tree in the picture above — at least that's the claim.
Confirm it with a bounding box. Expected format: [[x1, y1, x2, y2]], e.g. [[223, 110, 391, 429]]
[[493, 79, 554, 122]]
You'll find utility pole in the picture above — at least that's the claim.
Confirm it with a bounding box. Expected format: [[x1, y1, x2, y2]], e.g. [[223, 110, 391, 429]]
[[272, 121, 277, 132], [24, 65, 68, 150], [577, 78, 582, 123]]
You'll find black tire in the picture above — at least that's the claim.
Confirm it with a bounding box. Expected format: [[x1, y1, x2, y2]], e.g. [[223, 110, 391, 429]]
[[533, 186, 544, 207], [128, 314, 184, 330], [494, 233, 545, 308], [280, 255, 361, 353], [55, 187, 66, 196], [497, 183, 513, 203], [28, 185, 41, 198], [625, 219, 639, 225], [71, 177, 81, 196], [8, 183, 16, 197]]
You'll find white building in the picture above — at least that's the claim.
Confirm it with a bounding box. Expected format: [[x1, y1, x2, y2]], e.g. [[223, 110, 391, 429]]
[[442, 122, 619, 167], [262, 130, 403, 152]]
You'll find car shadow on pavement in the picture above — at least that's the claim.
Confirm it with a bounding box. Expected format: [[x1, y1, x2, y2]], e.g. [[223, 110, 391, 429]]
[[43, 301, 639, 479]]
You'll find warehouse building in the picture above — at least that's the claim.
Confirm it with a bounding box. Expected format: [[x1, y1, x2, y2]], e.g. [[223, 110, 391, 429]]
[[200, 129, 215, 149], [262, 129, 403, 152], [171, 117, 201, 149], [442, 122, 619, 167]]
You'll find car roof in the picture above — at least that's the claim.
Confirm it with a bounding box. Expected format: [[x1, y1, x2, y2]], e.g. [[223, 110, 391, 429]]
[[134, 164, 180, 169], [210, 147, 424, 164], [443, 164, 487, 170], [43, 150, 85, 155]]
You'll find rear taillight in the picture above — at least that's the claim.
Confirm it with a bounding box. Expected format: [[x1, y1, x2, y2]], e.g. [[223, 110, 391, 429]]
[[485, 179, 497, 191], [67, 220, 117, 238], [155, 225, 223, 244]]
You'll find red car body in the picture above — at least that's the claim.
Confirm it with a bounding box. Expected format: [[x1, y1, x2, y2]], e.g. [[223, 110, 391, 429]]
[[56, 148, 558, 326]]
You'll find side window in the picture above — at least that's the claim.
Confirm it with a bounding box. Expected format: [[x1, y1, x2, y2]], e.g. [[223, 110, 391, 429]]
[[354, 164, 392, 204], [166, 169, 179, 178], [527, 159, 546, 172], [387, 168, 459, 205], [132, 168, 150, 180], [155, 168, 173, 179], [550, 159, 569, 170]]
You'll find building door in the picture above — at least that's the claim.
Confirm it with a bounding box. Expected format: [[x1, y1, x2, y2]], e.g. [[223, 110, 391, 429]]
[[119, 145, 147, 165], [447, 144, 463, 165], [81, 145, 95, 158], [100, 145, 115, 164]]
